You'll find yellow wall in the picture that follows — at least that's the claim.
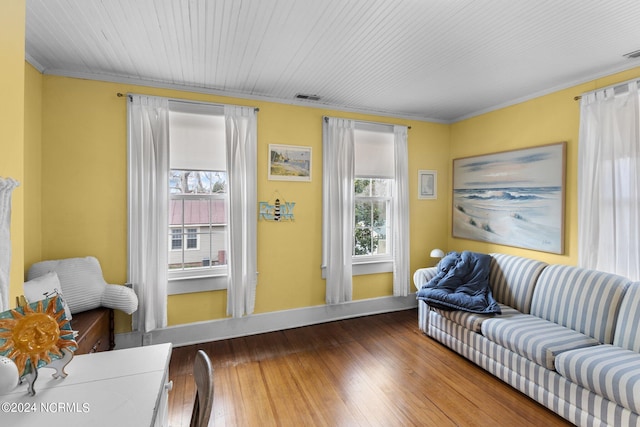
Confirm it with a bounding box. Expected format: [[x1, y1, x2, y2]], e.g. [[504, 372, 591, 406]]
[[449, 67, 640, 265], [1, 1, 25, 307], [24, 63, 43, 269], [38, 76, 450, 330], [17, 10, 640, 331]]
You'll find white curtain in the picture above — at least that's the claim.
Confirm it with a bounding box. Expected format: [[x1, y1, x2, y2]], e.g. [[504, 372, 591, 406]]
[[578, 81, 640, 281], [392, 126, 410, 296], [322, 118, 355, 304], [128, 95, 169, 332], [0, 177, 19, 312], [224, 105, 258, 318]]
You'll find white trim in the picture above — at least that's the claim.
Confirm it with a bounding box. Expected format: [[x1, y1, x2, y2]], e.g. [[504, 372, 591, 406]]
[[320, 259, 393, 279], [353, 258, 394, 275], [29, 61, 640, 124], [451, 62, 640, 122], [33, 68, 445, 123], [167, 274, 228, 295], [578, 76, 640, 98], [114, 295, 417, 349], [25, 54, 46, 73]]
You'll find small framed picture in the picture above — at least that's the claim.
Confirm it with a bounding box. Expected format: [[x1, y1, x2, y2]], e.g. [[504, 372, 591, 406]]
[[418, 170, 437, 199], [268, 144, 312, 182]]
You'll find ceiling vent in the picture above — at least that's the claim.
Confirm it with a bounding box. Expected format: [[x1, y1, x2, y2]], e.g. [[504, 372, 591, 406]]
[[623, 49, 640, 59], [295, 93, 321, 101]]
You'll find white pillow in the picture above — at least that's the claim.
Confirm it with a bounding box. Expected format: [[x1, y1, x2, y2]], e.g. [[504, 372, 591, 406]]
[[23, 272, 73, 320], [102, 284, 138, 315], [28, 257, 106, 314], [28, 257, 138, 315]]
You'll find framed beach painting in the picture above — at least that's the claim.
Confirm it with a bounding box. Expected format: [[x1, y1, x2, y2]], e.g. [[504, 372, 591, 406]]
[[268, 144, 312, 182], [452, 142, 566, 254]]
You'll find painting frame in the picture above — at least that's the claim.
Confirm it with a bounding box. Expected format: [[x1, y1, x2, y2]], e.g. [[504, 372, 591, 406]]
[[418, 170, 437, 200], [452, 142, 566, 254], [268, 144, 312, 182]]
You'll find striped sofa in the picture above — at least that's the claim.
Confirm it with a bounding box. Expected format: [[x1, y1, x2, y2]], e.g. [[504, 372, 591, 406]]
[[413, 253, 640, 427]]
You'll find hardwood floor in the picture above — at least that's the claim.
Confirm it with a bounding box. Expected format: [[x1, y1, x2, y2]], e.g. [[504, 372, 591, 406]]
[[168, 309, 572, 427]]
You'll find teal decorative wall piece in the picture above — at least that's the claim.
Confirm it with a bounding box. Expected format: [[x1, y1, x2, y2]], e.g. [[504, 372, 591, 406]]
[[259, 192, 295, 221]]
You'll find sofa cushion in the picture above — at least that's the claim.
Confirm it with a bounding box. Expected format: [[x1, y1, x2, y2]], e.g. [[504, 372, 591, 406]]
[[530, 264, 630, 344], [488, 253, 547, 314], [613, 282, 640, 352], [433, 303, 523, 333], [555, 344, 640, 414], [481, 314, 600, 370]]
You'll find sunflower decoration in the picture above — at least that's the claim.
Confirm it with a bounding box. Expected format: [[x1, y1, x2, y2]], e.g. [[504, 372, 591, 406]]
[[0, 296, 77, 377]]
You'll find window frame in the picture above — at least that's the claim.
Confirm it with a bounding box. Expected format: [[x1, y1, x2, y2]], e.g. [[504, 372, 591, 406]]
[[353, 177, 393, 260], [166, 102, 229, 295], [321, 122, 396, 278], [351, 182, 394, 275], [351, 125, 395, 275]]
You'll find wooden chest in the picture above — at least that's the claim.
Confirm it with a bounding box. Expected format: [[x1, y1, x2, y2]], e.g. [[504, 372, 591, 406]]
[[71, 307, 115, 354]]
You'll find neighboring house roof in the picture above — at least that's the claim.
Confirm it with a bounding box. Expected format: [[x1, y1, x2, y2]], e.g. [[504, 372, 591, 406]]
[[169, 198, 226, 226]]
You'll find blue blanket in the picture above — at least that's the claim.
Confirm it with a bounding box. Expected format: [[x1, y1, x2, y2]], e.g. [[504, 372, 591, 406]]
[[417, 251, 501, 314]]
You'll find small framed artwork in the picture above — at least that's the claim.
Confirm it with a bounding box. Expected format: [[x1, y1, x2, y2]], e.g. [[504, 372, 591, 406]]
[[268, 144, 312, 182], [418, 170, 437, 199]]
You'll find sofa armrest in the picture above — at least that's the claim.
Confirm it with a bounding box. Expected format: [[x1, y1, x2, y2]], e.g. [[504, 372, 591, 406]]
[[413, 267, 438, 291]]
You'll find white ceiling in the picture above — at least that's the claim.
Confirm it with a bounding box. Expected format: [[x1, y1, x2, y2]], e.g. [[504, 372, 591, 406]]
[[25, 0, 640, 123]]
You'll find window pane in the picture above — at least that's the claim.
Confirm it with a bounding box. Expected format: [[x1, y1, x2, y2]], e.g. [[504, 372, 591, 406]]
[[170, 170, 227, 195], [372, 179, 391, 197], [372, 200, 387, 227], [353, 178, 391, 257], [354, 227, 373, 255], [355, 200, 372, 227], [354, 178, 371, 197], [169, 170, 228, 272]]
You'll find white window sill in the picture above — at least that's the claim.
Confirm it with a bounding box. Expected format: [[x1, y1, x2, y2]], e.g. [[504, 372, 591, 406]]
[[167, 268, 228, 295], [321, 258, 393, 279]]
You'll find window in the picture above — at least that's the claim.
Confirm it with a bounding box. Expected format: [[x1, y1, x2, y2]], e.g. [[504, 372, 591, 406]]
[[578, 81, 640, 281], [129, 95, 258, 324], [354, 178, 391, 257], [352, 125, 395, 271], [186, 228, 198, 249], [322, 117, 409, 302], [167, 102, 228, 293], [171, 228, 182, 250], [168, 171, 226, 266], [170, 226, 201, 251]]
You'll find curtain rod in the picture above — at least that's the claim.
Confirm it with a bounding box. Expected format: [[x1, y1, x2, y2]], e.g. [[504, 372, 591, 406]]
[[323, 115, 411, 130], [574, 77, 640, 101], [116, 92, 259, 111]]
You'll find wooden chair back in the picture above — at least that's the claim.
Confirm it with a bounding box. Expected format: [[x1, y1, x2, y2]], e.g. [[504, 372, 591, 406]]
[[190, 349, 214, 427]]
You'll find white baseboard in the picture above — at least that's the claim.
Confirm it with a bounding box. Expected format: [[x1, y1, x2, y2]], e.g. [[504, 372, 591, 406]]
[[115, 294, 417, 349]]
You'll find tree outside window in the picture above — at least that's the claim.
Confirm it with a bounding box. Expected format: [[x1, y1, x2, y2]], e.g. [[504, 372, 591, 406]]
[[354, 178, 391, 256]]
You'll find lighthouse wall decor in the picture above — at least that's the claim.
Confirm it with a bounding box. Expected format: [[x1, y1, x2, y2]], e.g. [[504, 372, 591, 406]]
[[259, 192, 295, 222]]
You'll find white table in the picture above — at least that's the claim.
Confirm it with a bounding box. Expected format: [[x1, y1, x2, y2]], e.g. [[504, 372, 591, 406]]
[[0, 343, 172, 427]]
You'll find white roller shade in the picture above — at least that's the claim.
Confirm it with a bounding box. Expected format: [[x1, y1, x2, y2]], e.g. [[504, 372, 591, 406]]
[[354, 128, 394, 178], [169, 102, 226, 171]]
